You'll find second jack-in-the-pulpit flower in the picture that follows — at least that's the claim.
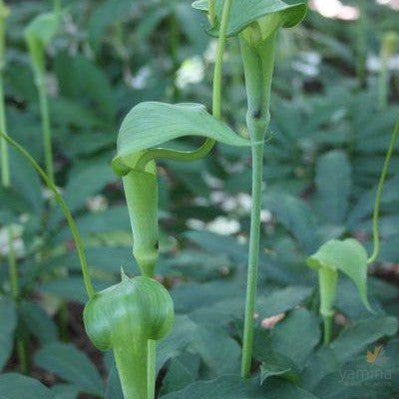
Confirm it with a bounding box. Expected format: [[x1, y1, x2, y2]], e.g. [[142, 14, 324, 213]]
[[84, 272, 174, 399]]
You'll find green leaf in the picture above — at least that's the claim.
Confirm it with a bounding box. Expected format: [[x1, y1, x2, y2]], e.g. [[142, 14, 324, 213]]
[[270, 309, 321, 368], [0, 373, 53, 399], [264, 192, 319, 254], [160, 375, 319, 399], [0, 297, 17, 371], [307, 239, 371, 311], [51, 384, 80, 399], [114, 102, 249, 168], [330, 316, 398, 364], [193, 0, 307, 37], [19, 301, 58, 345], [34, 343, 104, 396], [314, 150, 351, 225]]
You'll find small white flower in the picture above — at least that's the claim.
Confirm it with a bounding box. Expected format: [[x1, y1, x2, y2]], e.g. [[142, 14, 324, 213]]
[[186, 219, 206, 230], [130, 66, 152, 90], [86, 195, 108, 213], [176, 56, 204, 89], [204, 40, 218, 63], [0, 224, 26, 259], [207, 217, 240, 235]]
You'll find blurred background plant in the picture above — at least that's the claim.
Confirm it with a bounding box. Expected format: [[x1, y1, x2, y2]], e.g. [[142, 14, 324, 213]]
[[0, 1, 398, 398]]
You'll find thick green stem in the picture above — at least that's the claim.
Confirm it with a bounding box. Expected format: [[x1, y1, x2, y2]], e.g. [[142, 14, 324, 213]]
[[318, 267, 338, 345], [147, 340, 156, 399], [239, 34, 275, 379], [114, 337, 148, 399], [241, 139, 265, 378], [368, 120, 399, 264], [36, 78, 54, 182], [0, 132, 95, 300]]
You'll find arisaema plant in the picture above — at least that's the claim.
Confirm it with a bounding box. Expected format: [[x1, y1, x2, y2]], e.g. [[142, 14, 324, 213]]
[[307, 119, 399, 344], [193, 0, 308, 377]]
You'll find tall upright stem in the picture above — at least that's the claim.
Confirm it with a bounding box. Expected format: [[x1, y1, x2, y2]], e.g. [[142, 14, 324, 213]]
[[241, 139, 265, 377], [37, 78, 54, 182], [239, 34, 276, 378]]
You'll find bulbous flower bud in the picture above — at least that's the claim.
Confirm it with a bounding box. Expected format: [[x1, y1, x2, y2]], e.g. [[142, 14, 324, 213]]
[[83, 274, 174, 399]]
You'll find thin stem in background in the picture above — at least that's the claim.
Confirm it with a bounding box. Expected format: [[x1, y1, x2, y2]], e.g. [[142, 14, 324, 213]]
[[368, 120, 399, 264], [37, 79, 55, 183], [0, 132, 96, 300], [169, 12, 180, 102]]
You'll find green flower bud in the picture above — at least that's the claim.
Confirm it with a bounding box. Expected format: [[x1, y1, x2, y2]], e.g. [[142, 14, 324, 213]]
[[84, 274, 174, 399]]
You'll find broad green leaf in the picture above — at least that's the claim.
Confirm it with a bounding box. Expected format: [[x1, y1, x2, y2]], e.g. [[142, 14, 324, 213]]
[[105, 365, 124, 399], [264, 192, 320, 254], [19, 301, 58, 344], [260, 352, 300, 384], [114, 102, 249, 168], [315, 150, 351, 225], [34, 342, 104, 396], [162, 354, 201, 394], [39, 277, 108, 304], [0, 373, 53, 399], [307, 239, 371, 311], [330, 316, 398, 364], [270, 309, 321, 368], [0, 296, 17, 371], [191, 325, 241, 376], [193, 0, 307, 37], [51, 384, 80, 399], [161, 375, 319, 398]]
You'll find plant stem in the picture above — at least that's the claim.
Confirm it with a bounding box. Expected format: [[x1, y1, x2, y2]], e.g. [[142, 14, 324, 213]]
[[356, 0, 367, 88], [239, 34, 275, 379], [209, 0, 216, 26], [323, 315, 333, 345], [0, 73, 9, 186], [147, 340, 156, 399], [241, 138, 264, 378], [7, 226, 18, 299], [170, 12, 180, 102], [37, 78, 54, 182], [0, 132, 96, 300], [114, 337, 148, 399], [17, 338, 29, 375], [368, 120, 399, 264]]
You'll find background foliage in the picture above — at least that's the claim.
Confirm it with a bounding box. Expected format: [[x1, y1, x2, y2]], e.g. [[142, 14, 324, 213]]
[[0, 0, 398, 398]]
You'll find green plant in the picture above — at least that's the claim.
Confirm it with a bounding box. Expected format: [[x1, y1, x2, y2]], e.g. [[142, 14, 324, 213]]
[[307, 120, 399, 344], [24, 0, 61, 182]]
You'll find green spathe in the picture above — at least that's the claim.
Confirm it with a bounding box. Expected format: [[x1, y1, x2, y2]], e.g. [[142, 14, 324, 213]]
[[84, 274, 174, 399], [307, 238, 371, 312], [113, 101, 249, 172], [193, 0, 307, 39]]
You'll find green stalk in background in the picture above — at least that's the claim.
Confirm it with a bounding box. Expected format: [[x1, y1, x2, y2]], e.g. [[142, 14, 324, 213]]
[[0, 0, 9, 187], [169, 11, 180, 101], [25, 1, 61, 182], [356, 0, 367, 89], [378, 32, 398, 110], [0, 1, 29, 375]]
